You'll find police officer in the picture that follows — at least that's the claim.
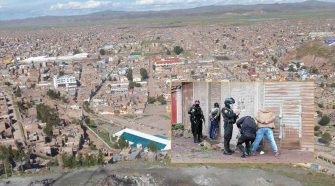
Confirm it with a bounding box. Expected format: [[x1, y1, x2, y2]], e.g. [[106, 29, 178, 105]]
[[236, 116, 257, 158], [188, 100, 205, 143], [222, 97, 239, 155]]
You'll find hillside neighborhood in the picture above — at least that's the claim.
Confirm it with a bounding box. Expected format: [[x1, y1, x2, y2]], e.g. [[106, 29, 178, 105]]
[[0, 3, 335, 181]]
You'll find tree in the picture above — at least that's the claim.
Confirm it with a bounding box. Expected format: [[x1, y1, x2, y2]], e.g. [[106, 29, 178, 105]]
[[129, 82, 135, 89], [296, 62, 301, 69], [62, 153, 77, 168], [97, 150, 104, 165], [73, 49, 80, 55], [126, 68, 133, 82], [319, 132, 332, 145], [77, 153, 84, 166], [117, 137, 129, 149], [47, 89, 61, 100], [318, 103, 324, 108], [166, 49, 171, 55], [0, 145, 12, 178], [83, 101, 93, 113], [157, 95, 167, 105], [59, 71, 65, 76], [223, 44, 227, 49], [314, 126, 320, 131], [242, 64, 248, 69], [140, 68, 149, 81], [99, 49, 106, 55], [223, 56, 230, 60], [271, 56, 278, 64], [43, 123, 53, 137], [152, 64, 156, 71], [173, 46, 184, 55], [320, 83, 325, 88], [310, 66, 319, 74], [15, 86, 22, 97], [148, 142, 158, 152], [148, 97, 156, 104], [288, 65, 295, 72], [36, 103, 60, 138], [319, 115, 331, 126]]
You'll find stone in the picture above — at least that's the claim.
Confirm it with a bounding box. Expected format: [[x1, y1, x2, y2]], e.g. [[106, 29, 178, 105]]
[[199, 140, 213, 150], [183, 129, 193, 139], [172, 129, 183, 138]]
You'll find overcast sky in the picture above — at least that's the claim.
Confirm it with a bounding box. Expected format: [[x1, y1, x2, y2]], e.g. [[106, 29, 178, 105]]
[[0, 0, 334, 20]]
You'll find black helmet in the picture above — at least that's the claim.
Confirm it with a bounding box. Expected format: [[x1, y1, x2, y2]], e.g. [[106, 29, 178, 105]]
[[224, 97, 235, 107], [214, 102, 219, 108]]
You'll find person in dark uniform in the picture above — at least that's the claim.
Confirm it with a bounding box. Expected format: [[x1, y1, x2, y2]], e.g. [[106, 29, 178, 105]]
[[236, 116, 257, 158], [188, 100, 205, 143], [221, 97, 239, 155], [209, 102, 220, 140]]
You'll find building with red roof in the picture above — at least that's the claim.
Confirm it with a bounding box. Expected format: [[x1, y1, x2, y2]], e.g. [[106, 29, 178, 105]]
[[154, 57, 182, 66]]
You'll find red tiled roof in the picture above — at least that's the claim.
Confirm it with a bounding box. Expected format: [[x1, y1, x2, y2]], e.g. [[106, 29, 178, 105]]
[[155, 57, 181, 65]]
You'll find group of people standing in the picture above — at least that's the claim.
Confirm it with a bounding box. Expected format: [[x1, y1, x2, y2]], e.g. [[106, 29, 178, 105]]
[[188, 97, 280, 158]]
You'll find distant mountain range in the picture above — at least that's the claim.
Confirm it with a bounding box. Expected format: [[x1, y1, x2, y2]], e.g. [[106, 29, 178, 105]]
[[1, 0, 335, 27]]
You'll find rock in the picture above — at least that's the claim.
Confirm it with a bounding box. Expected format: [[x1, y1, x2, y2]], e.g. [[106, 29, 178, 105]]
[[183, 129, 193, 139], [28, 179, 56, 186], [173, 129, 184, 138], [211, 143, 221, 150], [199, 140, 214, 150], [193, 174, 218, 185], [253, 177, 273, 186], [146, 152, 157, 162]]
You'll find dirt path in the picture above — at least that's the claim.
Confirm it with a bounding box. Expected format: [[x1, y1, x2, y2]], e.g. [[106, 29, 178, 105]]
[[172, 136, 314, 163]]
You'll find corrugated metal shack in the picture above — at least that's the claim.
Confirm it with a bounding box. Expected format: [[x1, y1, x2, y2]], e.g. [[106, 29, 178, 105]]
[[175, 81, 315, 152]]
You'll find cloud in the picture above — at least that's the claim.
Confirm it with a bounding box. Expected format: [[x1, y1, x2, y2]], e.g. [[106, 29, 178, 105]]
[[136, 0, 209, 5], [50, 0, 111, 10], [135, 0, 313, 6]]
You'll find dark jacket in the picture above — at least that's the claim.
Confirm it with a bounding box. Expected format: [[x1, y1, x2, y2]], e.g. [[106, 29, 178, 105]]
[[221, 107, 238, 124], [236, 116, 257, 138], [188, 105, 205, 124]]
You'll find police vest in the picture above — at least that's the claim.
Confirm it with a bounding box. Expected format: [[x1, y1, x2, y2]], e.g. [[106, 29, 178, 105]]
[[190, 106, 202, 121], [222, 107, 236, 124]]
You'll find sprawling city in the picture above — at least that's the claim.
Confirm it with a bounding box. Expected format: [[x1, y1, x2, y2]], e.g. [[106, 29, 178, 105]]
[[0, 0, 335, 185]]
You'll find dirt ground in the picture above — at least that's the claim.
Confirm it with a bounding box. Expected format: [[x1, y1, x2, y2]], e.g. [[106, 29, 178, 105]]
[[172, 136, 314, 163], [1, 162, 335, 186]]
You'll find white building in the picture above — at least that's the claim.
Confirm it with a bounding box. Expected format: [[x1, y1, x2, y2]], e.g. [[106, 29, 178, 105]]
[[113, 128, 171, 151], [108, 83, 129, 94], [53, 75, 77, 89]]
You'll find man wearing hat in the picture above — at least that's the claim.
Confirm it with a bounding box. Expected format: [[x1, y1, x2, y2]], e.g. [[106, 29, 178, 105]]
[[188, 100, 205, 143]]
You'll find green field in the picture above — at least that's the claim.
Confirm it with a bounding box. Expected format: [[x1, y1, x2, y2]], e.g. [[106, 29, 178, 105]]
[[1, 10, 335, 30]]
